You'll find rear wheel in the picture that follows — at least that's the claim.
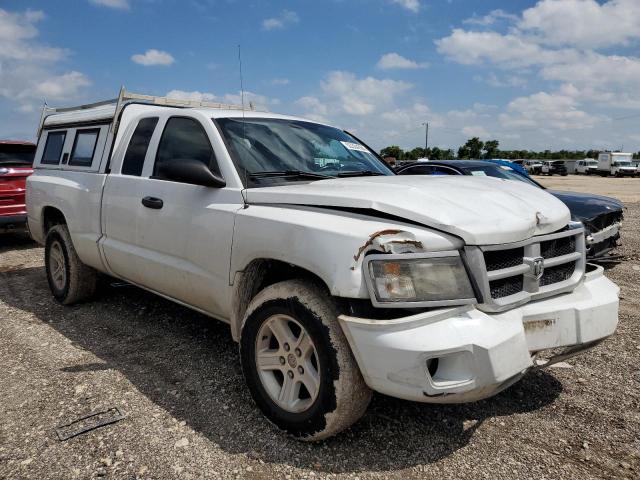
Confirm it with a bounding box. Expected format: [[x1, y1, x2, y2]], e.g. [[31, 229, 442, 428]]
[[45, 224, 97, 304], [240, 280, 371, 441]]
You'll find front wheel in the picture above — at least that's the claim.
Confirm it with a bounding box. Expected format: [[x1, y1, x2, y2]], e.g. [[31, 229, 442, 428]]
[[240, 280, 371, 441]]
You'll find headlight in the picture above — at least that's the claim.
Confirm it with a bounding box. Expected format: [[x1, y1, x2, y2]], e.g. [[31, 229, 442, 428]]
[[363, 252, 476, 308]]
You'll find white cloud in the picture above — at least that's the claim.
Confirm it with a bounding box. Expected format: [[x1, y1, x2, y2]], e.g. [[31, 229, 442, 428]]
[[289, 72, 448, 150], [296, 96, 328, 116], [320, 71, 412, 116], [436, 29, 578, 68], [481, 72, 527, 88], [435, 0, 640, 142], [262, 10, 299, 31], [32, 71, 91, 100], [89, 0, 130, 9], [131, 49, 175, 66], [377, 52, 428, 70], [390, 0, 420, 13], [0, 8, 91, 116], [166, 89, 275, 111], [463, 9, 518, 26], [166, 90, 216, 102], [519, 0, 640, 49], [462, 126, 490, 138], [499, 92, 601, 130]]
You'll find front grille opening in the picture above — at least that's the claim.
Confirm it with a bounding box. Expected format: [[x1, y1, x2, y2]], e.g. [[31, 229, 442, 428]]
[[540, 236, 575, 259], [540, 262, 576, 286], [484, 247, 524, 271], [489, 275, 523, 299]]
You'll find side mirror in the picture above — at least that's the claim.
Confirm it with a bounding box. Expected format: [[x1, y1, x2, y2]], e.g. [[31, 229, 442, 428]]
[[157, 158, 226, 188]]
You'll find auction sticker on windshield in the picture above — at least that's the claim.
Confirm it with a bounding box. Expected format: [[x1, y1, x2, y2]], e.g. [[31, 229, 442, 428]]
[[341, 141, 370, 153]]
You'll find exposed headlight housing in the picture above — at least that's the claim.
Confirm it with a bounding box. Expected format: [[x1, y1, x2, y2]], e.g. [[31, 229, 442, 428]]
[[363, 251, 477, 308]]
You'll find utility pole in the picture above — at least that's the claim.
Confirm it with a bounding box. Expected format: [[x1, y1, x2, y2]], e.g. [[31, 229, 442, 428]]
[[422, 122, 429, 151]]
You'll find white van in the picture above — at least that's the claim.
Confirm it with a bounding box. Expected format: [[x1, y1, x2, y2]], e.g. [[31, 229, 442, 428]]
[[576, 159, 598, 175]]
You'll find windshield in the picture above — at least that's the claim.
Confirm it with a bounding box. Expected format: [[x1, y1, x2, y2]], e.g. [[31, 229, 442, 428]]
[[466, 165, 541, 188], [615, 161, 632, 167], [215, 118, 393, 187]]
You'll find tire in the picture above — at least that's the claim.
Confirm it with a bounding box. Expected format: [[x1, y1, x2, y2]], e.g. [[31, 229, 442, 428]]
[[45, 224, 98, 305], [239, 279, 371, 441]]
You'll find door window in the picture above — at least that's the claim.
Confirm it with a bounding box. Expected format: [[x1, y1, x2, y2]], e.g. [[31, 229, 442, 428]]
[[122, 117, 159, 176], [69, 129, 100, 166], [41, 131, 66, 165], [154, 117, 218, 180]]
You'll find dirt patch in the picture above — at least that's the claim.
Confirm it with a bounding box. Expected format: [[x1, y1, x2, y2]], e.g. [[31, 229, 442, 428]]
[[535, 174, 640, 203]]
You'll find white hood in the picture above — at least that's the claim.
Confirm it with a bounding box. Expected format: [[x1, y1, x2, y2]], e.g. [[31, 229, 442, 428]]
[[246, 176, 571, 245]]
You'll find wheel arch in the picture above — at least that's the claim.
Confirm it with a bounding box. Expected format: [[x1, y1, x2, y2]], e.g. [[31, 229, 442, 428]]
[[230, 258, 331, 342], [42, 206, 67, 235]]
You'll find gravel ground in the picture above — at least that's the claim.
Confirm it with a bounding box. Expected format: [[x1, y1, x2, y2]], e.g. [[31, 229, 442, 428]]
[[1, 177, 639, 479]]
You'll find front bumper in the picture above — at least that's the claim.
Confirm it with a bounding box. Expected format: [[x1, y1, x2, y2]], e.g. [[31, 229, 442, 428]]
[[338, 264, 619, 403]]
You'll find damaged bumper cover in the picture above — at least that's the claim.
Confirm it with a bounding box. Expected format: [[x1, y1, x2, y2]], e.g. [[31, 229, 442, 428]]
[[338, 264, 618, 403]]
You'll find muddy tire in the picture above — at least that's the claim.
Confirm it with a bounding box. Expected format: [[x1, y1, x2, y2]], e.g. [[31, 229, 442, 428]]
[[240, 279, 371, 441], [45, 224, 97, 305]]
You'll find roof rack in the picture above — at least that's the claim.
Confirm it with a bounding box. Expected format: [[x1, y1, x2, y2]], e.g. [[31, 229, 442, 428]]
[[37, 86, 256, 136]]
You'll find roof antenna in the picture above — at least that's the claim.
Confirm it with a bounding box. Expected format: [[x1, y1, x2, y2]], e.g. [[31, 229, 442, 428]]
[[238, 44, 249, 209]]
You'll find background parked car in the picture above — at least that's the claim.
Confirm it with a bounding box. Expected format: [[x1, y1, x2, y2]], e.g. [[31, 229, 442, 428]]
[[576, 159, 599, 175], [0, 140, 36, 232], [541, 160, 568, 176], [395, 160, 623, 261], [523, 159, 543, 174]]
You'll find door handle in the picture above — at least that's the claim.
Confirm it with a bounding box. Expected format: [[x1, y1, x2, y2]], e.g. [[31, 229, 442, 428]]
[[141, 196, 163, 209]]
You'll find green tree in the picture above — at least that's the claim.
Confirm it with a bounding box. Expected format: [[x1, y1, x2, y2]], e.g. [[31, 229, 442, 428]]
[[380, 145, 404, 160], [483, 140, 500, 159], [408, 147, 427, 160], [458, 137, 484, 159]]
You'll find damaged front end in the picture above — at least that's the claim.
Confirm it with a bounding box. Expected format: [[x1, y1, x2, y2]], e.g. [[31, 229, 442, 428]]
[[549, 190, 624, 262], [582, 210, 624, 261]]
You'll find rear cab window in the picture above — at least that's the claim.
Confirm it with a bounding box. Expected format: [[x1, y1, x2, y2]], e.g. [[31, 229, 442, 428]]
[[36, 125, 109, 171], [69, 129, 100, 167], [41, 131, 67, 165]]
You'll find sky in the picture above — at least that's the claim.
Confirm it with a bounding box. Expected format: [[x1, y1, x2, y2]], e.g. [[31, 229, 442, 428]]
[[1, 0, 639, 152]]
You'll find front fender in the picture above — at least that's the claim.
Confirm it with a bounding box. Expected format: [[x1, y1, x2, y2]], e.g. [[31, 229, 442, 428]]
[[230, 204, 462, 299]]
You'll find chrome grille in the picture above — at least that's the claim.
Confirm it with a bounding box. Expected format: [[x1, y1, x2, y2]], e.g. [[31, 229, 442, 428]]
[[465, 225, 586, 313]]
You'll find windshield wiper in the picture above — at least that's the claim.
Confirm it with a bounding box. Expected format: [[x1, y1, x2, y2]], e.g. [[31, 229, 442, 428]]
[[336, 170, 386, 177], [249, 170, 335, 180]]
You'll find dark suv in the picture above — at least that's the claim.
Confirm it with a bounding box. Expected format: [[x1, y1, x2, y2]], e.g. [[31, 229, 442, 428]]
[[541, 160, 568, 176]]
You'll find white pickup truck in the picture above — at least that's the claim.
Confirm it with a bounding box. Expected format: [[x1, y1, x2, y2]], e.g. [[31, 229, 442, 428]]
[[27, 90, 620, 440]]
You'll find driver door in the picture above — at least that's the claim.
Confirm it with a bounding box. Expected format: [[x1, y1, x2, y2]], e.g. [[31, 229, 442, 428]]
[[103, 114, 242, 317]]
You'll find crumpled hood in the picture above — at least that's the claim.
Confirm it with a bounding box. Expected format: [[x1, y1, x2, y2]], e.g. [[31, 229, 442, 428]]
[[246, 176, 571, 245]]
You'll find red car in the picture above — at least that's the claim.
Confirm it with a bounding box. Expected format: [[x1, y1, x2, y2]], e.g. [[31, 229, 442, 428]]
[[0, 141, 36, 232]]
